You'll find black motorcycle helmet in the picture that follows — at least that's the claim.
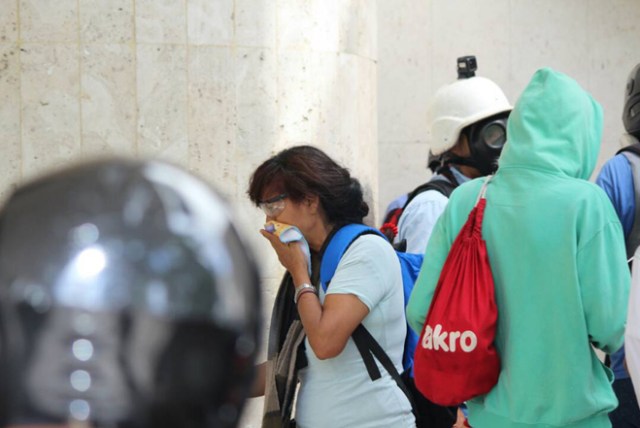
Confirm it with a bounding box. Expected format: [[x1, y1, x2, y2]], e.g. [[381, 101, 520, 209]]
[[0, 159, 261, 428], [623, 62, 640, 138]]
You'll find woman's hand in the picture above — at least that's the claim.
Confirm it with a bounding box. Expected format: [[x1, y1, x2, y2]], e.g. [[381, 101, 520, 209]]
[[261, 228, 370, 360], [260, 229, 309, 283]]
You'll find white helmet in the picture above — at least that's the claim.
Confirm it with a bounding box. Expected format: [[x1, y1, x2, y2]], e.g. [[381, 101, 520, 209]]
[[428, 75, 512, 156]]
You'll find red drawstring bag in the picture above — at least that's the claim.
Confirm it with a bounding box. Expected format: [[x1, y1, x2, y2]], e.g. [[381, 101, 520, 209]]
[[413, 177, 500, 406]]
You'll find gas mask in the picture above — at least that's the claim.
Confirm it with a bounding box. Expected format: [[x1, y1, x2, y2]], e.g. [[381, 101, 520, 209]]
[[441, 113, 509, 176], [465, 114, 509, 175]]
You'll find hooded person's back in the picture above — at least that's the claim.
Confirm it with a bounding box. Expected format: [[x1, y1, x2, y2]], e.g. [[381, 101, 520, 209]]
[[407, 68, 630, 427]]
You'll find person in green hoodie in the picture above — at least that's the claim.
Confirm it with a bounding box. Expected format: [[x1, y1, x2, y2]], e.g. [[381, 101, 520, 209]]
[[406, 67, 630, 428]]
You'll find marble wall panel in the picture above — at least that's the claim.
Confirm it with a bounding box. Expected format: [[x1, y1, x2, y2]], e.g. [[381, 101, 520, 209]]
[[325, 54, 378, 221], [329, 54, 360, 159], [235, 47, 278, 160], [377, 0, 431, 143], [20, 0, 78, 43], [187, 45, 237, 200], [235, 0, 277, 48], [379, 141, 429, 213], [80, 0, 134, 43], [0, 44, 21, 200], [276, 51, 339, 145], [81, 43, 136, 158], [135, 0, 186, 44], [377, 0, 431, 213], [234, 46, 278, 236], [187, 0, 233, 45], [508, 0, 590, 98], [20, 44, 81, 179], [339, 0, 377, 60], [278, 0, 340, 52], [586, 0, 640, 163], [355, 57, 378, 221], [0, 0, 18, 43], [136, 44, 188, 164], [430, 0, 511, 92]]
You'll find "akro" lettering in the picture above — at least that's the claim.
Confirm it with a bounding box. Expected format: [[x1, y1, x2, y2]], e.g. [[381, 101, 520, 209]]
[[421, 324, 478, 352]]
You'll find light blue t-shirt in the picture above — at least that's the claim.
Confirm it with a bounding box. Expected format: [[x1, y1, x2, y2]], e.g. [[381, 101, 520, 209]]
[[295, 235, 415, 428]]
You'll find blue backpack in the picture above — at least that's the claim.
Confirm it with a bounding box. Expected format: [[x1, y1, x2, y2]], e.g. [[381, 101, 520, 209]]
[[319, 224, 423, 377]]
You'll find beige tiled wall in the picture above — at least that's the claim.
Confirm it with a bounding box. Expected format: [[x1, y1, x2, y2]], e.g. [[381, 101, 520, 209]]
[[378, 0, 640, 216], [0, 1, 377, 426]]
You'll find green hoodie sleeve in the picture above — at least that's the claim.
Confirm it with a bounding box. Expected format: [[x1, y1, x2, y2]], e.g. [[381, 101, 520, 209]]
[[577, 218, 630, 354]]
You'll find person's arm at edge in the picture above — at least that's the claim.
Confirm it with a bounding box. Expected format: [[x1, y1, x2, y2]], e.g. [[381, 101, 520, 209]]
[[406, 212, 451, 335]]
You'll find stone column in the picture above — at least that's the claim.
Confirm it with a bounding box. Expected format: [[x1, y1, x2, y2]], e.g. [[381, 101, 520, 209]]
[[0, 1, 377, 426]]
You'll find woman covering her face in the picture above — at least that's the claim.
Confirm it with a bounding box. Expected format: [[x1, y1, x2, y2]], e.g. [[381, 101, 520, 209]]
[[248, 145, 415, 428]]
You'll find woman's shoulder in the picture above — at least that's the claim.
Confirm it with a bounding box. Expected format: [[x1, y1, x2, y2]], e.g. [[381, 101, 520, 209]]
[[346, 233, 395, 255], [331, 233, 401, 300], [340, 233, 399, 272]]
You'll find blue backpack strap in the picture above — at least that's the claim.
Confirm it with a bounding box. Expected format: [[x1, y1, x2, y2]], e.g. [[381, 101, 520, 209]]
[[320, 224, 383, 292], [319, 223, 419, 413]]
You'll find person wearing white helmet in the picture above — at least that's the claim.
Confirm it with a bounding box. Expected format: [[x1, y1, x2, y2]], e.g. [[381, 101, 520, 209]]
[[395, 56, 512, 256], [394, 57, 511, 428]]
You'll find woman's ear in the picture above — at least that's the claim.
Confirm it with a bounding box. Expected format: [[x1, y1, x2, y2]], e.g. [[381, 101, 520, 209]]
[[306, 195, 320, 213]]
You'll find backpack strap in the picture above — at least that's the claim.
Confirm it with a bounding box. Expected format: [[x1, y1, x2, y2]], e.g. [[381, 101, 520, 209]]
[[402, 178, 456, 212], [618, 142, 640, 258], [617, 141, 640, 158], [352, 324, 416, 412], [319, 223, 382, 291], [391, 176, 457, 250]]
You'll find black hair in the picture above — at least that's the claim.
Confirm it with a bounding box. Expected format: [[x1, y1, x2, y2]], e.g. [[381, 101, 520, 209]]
[[248, 145, 369, 225]]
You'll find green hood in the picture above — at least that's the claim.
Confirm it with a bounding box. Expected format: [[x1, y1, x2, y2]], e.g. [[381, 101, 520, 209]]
[[499, 67, 603, 180]]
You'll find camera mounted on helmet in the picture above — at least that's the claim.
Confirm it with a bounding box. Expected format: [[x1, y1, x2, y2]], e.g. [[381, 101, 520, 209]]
[[457, 56, 477, 79]]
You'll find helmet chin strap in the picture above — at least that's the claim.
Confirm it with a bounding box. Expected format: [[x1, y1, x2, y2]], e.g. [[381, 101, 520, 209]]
[[442, 154, 481, 170], [442, 154, 496, 177]]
